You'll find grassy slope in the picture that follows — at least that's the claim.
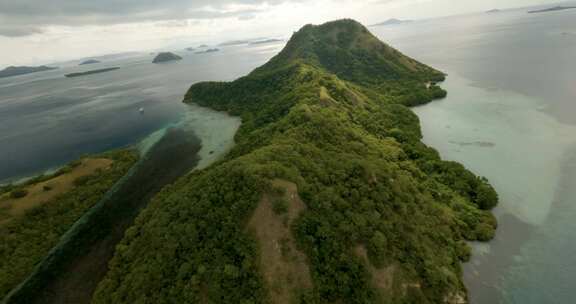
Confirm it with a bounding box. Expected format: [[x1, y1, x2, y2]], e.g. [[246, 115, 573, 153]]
[[0, 150, 138, 299], [93, 20, 497, 303]]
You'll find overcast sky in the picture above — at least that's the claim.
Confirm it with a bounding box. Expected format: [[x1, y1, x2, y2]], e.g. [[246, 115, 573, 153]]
[[0, 0, 557, 67]]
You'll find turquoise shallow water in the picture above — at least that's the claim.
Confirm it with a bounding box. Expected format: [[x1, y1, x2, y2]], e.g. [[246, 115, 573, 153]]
[[371, 7, 576, 303], [0, 43, 282, 183], [2, 8, 576, 302], [413, 73, 576, 303]]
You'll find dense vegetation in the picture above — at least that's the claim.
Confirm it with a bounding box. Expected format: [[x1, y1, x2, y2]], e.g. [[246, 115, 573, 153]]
[[93, 19, 497, 303], [153, 52, 183, 63], [0, 150, 137, 299]]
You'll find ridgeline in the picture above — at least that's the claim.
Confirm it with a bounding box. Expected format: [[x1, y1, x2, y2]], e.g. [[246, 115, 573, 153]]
[[93, 19, 497, 303]]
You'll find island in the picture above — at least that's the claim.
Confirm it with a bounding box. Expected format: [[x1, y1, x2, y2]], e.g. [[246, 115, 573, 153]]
[[185, 47, 195, 51], [486, 9, 502, 13], [65, 67, 120, 78], [219, 39, 252, 46], [93, 19, 497, 304], [528, 6, 576, 13], [195, 48, 220, 54], [79, 59, 101, 65], [249, 38, 283, 45], [152, 52, 182, 63], [370, 18, 413, 27], [0, 65, 57, 78]]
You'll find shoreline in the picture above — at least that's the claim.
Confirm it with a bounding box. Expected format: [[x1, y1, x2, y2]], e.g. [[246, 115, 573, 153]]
[[3, 128, 202, 303], [2, 103, 241, 303], [414, 71, 576, 303]]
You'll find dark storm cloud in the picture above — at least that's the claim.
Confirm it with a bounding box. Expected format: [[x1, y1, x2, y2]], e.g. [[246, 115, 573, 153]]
[[0, 0, 292, 37]]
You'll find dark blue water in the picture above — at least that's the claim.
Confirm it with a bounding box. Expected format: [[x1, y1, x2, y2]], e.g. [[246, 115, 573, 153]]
[[0, 43, 283, 183]]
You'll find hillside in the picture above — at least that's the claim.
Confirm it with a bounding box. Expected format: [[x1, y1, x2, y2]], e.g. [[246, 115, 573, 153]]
[[93, 19, 497, 304], [0, 150, 137, 300]]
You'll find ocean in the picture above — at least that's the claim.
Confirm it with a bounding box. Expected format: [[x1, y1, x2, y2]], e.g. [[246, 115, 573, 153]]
[[0, 43, 282, 182], [370, 6, 576, 304], [1, 7, 575, 303]]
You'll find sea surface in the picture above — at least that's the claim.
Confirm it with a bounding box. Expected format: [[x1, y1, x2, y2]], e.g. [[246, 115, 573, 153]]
[[2, 7, 575, 303], [0, 43, 283, 183], [371, 5, 576, 304]]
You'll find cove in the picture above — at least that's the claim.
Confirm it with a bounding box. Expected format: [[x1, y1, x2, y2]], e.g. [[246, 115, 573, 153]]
[[2, 105, 240, 304]]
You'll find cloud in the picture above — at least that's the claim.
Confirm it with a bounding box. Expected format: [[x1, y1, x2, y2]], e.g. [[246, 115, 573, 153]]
[[0, 25, 44, 37], [0, 0, 288, 36]]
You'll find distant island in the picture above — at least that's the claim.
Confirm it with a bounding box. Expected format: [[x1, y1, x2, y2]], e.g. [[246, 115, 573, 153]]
[[370, 18, 413, 27], [219, 38, 284, 47], [185, 47, 195, 51], [528, 6, 576, 13], [195, 48, 220, 54], [486, 9, 502, 13], [65, 67, 120, 78], [198, 44, 209, 48], [249, 39, 283, 45], [219, 40, 251, 46], [79, 59, 100, 65], [0, 65, 57, 78], [152, 52, 182, 63]]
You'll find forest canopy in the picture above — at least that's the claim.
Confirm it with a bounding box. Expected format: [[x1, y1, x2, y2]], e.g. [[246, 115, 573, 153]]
[[93, 19, 497, 304]]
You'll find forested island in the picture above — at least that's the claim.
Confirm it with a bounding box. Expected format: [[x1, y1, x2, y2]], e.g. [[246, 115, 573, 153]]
[[0, 66, 57, 78], [152, 52, 182, 63], [65, 67, 120, 78], [195, 48, 220, 54], [91, 19, 497, 304], [79, 59, 101, 65], [219, 40, 252, 46], [528, 6, 576, 13], [371, 18, 413, 27]]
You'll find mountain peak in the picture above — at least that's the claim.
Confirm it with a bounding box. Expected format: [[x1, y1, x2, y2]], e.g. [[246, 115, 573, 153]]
[[259, 19, 443, 85]]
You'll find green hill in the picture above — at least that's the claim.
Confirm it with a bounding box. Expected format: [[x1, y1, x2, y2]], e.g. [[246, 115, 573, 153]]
[[152, 52, 182, 63], [93, 19, 497, 304]]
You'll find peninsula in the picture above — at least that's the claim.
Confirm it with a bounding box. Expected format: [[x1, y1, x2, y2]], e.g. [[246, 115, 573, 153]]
[[94, 19, 497, 304], [0, 66, 57, 78], [249, 38, 283, 45]]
